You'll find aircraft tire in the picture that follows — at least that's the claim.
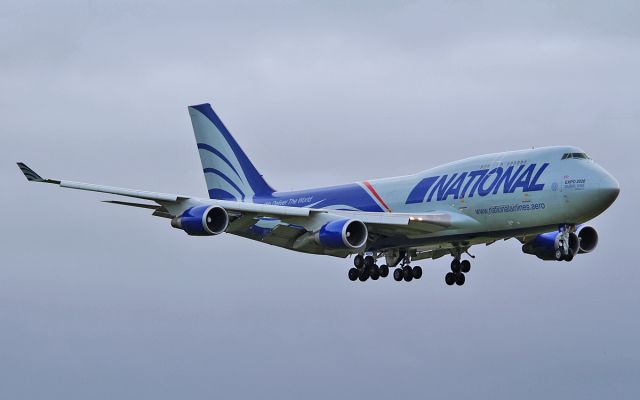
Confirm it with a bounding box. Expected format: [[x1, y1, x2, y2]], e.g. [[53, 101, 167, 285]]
[[451, 259, 461, 273], [412, 266, 423, 279], [364, 256, 375, 268], [393, 268, 403, 281], [555, 249, 564, 261], [403, 266, 413, 282], [565, 248, 576, 262], [379, 265, 389, 278], [460, 260, 471, 273], [348, 268, 359, 281], [455, 273, 466, 286], [354, 255, 364, 268], [359, 269, 370, 281], [445, 272, 456, 286]]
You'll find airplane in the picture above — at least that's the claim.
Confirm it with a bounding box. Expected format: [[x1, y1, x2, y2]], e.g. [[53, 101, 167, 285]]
[[17, 103, 620, 285]]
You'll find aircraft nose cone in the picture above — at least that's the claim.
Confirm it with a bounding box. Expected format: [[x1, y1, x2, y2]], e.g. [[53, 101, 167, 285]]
[[598, 172, 620, 207]]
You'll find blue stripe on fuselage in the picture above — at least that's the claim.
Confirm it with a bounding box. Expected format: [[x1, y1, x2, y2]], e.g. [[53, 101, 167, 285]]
[[253, 183, 384, 212]]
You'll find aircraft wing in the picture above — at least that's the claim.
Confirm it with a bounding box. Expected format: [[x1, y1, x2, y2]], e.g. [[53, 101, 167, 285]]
[[17, 162, 311, 218], [18, 162, 478, 244]]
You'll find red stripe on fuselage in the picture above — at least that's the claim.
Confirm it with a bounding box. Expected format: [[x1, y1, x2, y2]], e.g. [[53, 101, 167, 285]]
[[362, 180, 392, 212]]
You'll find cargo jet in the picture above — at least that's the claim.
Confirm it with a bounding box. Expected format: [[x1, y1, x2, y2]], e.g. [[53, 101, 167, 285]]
[[18, 103, 620, 285]]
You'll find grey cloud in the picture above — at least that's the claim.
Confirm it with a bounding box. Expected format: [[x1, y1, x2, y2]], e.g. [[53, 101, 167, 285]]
[[1, 1, 639, 399]]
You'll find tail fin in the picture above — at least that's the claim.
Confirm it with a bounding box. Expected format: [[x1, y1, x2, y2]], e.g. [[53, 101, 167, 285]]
[[188, 103, 275, 201]]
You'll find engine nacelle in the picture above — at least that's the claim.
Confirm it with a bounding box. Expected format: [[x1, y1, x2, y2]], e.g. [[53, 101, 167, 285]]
[[522, 230, 579, 261], [171, 205, 229, 236], [576, 225, 598, 254], [315, 219, 368, 250]]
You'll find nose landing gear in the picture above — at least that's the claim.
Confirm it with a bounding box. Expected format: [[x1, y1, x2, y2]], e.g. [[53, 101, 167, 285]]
[[556, 224, 578, 261]]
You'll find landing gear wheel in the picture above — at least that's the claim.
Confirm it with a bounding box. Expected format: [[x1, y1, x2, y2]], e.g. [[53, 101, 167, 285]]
[[455, 273, 466, 286], [393, 268, 403, 281], [451, 259, 461, 273], [370, 265, 380, 280], [379, 265, 389, 278], [354, 255, 364, 268], [358, 269, 370, 281], [555, 249, 564, 261], [460, 260, 471, 273], [364, 256, 375, 268], [348, 268, 359, 281], [412, 266, 423, 279], [403, 266, 413, 282], [564, 249, 575, 262], [445, 272, 455, 286]]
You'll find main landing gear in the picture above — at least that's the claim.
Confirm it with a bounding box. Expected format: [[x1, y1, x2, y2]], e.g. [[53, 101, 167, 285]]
[[348, 254, 420, 283], [348, 251, 473, 286], [445, 258, 471, 286], [392, 264, 422, 282], [348, 255, 390, 282]]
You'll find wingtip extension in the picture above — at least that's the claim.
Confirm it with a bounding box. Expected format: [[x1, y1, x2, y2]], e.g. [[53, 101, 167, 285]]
[[17, 162, 45, 182]]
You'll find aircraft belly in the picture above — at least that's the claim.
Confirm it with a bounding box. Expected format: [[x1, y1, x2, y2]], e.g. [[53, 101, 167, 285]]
[[370, 223, 560, 251]]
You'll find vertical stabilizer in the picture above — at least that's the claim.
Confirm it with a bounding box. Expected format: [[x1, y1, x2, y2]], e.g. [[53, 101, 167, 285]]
[[188, 103, 275, 201]]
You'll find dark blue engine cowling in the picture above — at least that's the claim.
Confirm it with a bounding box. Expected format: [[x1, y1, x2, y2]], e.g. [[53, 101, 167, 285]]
[[315, 219, 368, 249], [171, 205, 229, 236], [522, 230, 579, 261]]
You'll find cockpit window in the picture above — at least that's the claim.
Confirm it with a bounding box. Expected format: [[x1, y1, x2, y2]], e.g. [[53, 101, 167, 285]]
[[561, 152, 590, 160]]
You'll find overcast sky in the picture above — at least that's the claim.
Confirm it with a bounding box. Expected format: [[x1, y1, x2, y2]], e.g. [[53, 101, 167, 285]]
[[2, 1, 639, 399]]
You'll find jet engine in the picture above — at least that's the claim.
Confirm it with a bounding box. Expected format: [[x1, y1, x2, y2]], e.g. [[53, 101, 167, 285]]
[[522, 230, 579, 261], [171, 205, 229, 236], [315, 219, 368, 249], [576, 225, 598, 253]]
